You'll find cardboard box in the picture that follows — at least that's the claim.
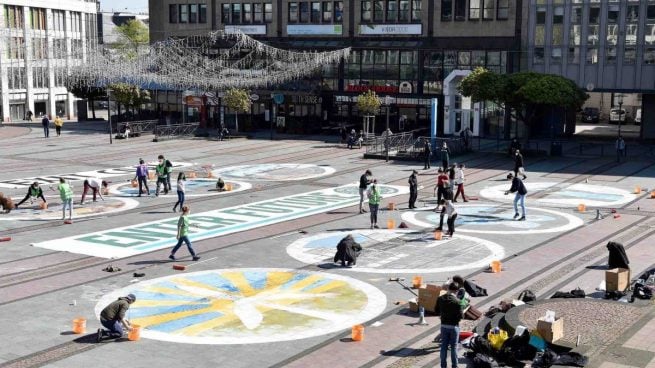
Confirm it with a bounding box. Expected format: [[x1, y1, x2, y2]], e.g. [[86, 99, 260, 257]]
[[418, 284, 442, 313], [606, 268, 630, 292], [409, 299, 419, 313], [537, 317, 564, 343]]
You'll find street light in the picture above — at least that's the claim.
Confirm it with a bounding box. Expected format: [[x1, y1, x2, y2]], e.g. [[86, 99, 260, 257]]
[[384, 95, 392, 162], [107, 87, 113, 145], [617, 94, 624, 138]]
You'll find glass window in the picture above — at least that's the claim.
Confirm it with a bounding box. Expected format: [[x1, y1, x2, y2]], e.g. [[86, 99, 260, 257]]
[[606, 47, 617, 64], [243, 4, 251, 23], [454, 0, 466, 20], [607, 4, 619, 24], [254, 3, 263, 22], [442, 0, 453, 21], [586, 48, 598, 64], [552, 25, 563, 45], [607, 24, 618, 45], [335, 2, 344, 22], [30, 8, 46, 30], [588, 25, 599, 45], [482, 0, 493, 20], [469, 0, 480, 20], [387, 0, 398, 21], [570, 25, 581, 45], [169, 4, 178, 23], [535, 25, 545, 46], [374, 1, 384, 21], [497, 0, 509, 20], [4, 5, 24, 29], [289, 2, 299, 22], [362, 1, 372, 21], [568, 47, 579, 64], [265, 3, 273, 22], [536, 7, 546, 24], [199, 4, 207, 23], [179, 4, 188, 23], [458, 51, 471, 66], [551, 48, 562, 63], [189, 4, 198, 23], [644, 48, 655, 64], [646, 24, 655, 46], [624, 46, 636, 64], [222, 4, 230, 23], [486, 51, 500, 65], [311, 2, 321, 22], [534, 48, 544, 64], [553, 6, 563, 23], [571, 6, 582, 23], [412, 0, 421, 21], [472, 50, 485, 65], [626, 24, 638, 45], [648, 5, 655, 21], [399, 0, 410, 22], [323, 2, 333, 22], [589, 7, 600, 24], [627, 5, 639, 22], [300, 2, 309, 22], [231, 4, 241, 23]]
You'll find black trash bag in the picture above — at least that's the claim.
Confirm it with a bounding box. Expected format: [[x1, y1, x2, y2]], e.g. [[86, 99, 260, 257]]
[[473, 353, 500, 368], [604, 290, 626, 300], [633, 282, 653, 300], [532, 349, 559, 368], [498, 331, 537, 364], [469, 336, 496, 357], [551, 291, 576, 299], [607, 241, 629, 269], [552, 352, 589, 366], [638, 268, 655, 281], [570, 288, 586, 298], [518, 289, 536, 303], [485, 306, 502, 318], [464, 280, 489, 297]]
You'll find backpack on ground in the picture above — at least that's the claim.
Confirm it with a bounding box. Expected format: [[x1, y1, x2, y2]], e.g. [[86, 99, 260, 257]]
[[518, 289, 536, 303]]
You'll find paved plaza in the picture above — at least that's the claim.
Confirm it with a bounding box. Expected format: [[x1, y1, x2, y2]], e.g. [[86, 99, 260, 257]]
[[1, 122, 655, 368]]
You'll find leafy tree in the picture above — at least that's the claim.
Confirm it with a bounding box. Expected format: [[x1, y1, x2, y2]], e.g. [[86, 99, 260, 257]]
[[223, 88, 251, 132], [357, 90, 381, 116], [109, 83, 150, 117], [459, 67, 587, 139], [68, 85, 106, 119], [113, 19, 149, 58]]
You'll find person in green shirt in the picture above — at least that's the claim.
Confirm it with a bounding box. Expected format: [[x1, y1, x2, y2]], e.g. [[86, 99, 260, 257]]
[[155, 157, 168, 196], [57, 178, 73, 220], [169, 206, 200, 261], [367, 179, 382, 229]]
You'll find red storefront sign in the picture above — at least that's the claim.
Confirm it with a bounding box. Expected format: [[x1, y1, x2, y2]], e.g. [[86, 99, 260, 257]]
[[346, 84, 399, 93]]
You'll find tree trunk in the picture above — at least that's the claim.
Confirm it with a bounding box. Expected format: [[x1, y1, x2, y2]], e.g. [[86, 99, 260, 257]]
[[90, 98, 97, 119], [235, 113, 239, 133]]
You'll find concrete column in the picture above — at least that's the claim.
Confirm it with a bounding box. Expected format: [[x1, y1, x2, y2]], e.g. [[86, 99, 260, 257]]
[[23, 6, 34, 116], [46, 8, 56, 118], [0, 10, 8, 121]]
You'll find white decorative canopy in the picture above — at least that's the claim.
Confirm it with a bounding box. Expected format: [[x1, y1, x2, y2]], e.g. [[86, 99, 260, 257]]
[[69, 31, 350, 91]]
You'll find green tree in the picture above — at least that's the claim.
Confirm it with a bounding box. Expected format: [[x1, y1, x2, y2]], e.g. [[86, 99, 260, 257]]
[[223, 88, 251, 132], [357, 90, 381, 116], [68, 85, 106, 119], [459, 67, 587, 139], [113, 19, 149, 58], [109, 83, 151, 117]]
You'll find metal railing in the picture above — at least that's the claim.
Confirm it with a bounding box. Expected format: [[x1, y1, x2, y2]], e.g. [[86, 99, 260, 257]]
[[154, 123, 200, 139], [116, 120, 158, 137], [365, 132, 416, 155], [408, 136, 467, 160]]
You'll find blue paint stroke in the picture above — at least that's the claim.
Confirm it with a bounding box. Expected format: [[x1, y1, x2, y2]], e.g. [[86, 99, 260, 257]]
[[243, 271, 268, 289], [554, 190, 623, 202], [135, 290, 206, 302], [305, 234, 369, 249], [300, 278, 333, 292], [148, 312, 223, 333], [130, 303, 211, 318], [279, 273, 311, 290], [186, 273, 239, 292]]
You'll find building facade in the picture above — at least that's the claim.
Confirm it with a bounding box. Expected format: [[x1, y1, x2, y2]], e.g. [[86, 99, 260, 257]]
[[0, 0, 98, 122], [98, 11, 149, 45], [149, 0, 523, 137], [525, 0, 655, 139]]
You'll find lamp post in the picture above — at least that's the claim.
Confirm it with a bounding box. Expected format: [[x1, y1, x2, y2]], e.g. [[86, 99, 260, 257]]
[[617, 94, 624, 138], [384, 95, 392, 162], [107, 87, 113, 145]]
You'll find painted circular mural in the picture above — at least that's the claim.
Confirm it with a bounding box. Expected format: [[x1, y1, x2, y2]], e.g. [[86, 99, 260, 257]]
[[479, 182, 636, 207], [211, 164, 336, 181], [401, 204, 584, 234], [108, 179, 251, 198], [286, 230, 505, 274], [0, 195, 138, 221], [95, 268, 386, 345]]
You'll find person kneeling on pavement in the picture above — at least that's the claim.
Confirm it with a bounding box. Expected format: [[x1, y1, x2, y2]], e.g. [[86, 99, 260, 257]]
[[334, 234, 362, 267], [97, 293, 136, 342]]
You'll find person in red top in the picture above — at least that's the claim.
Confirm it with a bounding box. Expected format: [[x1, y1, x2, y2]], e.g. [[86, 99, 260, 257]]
[[436, 169, 450, 205]]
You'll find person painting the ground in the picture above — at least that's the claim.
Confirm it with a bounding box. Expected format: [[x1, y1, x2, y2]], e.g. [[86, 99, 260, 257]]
[[505, 175, 528, 221], [440, 142, 450, 170], [53, 116, 63, 137], [134, 159, 150, 197], [359, 169, 372, 214], [172, 172, 186, 212], [333, 234, 362, 267], [441, 198, 458, 237], [57, 178, 73, 221], [408, 170, 418, 209], [438, 282, 463, 368], [155, 157, 169, 196], [97, 293, 136, 342], [81, 178, 108, 205], [15, 182, 47, 209], [513, 149, 527, 180], [169, 205, 200, 261], [216, 177, 226, 191], [367, 179, 381, 229], [453, 164, 468, 202]]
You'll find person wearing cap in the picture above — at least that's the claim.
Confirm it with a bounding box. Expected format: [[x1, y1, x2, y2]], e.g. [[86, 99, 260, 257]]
[[358, 169, 372, 214], [97, 293, 136, 342], [14, 182, 47, 209], [80, 177, 108, 205], [408, 170, 418, 209]]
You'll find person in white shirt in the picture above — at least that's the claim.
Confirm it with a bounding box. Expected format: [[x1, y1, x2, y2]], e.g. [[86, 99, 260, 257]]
[[81, 178, 108, 204], [453, 164, 468, 202], [439, 199, 458, 237], [173, 172, 186, 212]]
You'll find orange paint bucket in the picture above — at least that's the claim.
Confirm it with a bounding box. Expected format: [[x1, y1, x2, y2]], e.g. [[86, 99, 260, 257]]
[[388, 202, 396, 211], [128, 324, 142, 341], [225, 183, 233, 191], [72, 317, 86, 334], [387, 219, 395, 229], [39, 202, 48, 210], [187, 172, 197, 179], [351, 325, 364, 341], [651, 191, 655, 199], [634, 186, 641, 194], [490, 260, 502, 273], [434, 231, 443, 240], [148, 172, 156, 180], [577, 204, 586, 212], [130, 180, 138, 188], [412, 276, 423, 289]]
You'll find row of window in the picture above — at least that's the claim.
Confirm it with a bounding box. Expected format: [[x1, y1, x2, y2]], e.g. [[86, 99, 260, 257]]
[[220, 3, 273, 24], [288, 2, 344, 24], [5, 37, 83, 60], [360, 1, 422, 23], [5, 67, 69, 90], [4, 6, 85, 32], [169, 4, 209, 24], [534, 46, 655, 65], [440, 0, 509, 21]]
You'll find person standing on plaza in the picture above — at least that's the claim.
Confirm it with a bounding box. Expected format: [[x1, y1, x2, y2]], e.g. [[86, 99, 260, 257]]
[[26, 110, 33, 122], [57, 178, 73, 221], [134, 159, 150, 197], [436, 168, 450, 206], [513, 149, 527, 180], [367, 179, 381, 229], [438, 282, 463, 368], [14, 182, 47, 209], [443, 199, 458, 236], [505, 175, 528, 221], [169, 205, 200, 261], [41, 115, 50, 138], [172, 172, 186, 212], [97, 294, 136, 342], [53, 116, 64, 137], [157, 154, 173, 193], [616, 136, 626, 163], [453, 164, 468, 202], [155, 157, 169, 196], [359, 169, 372, 213], [408, 170, 418, 209], [80, 178, 108, 205], [440, 142, 451, 170], [423, 138, 432, 170]]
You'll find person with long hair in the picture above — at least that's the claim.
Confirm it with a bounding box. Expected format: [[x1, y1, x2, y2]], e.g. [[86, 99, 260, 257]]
[[169, 206, 200, 261], [173, 172, 186, 212]]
